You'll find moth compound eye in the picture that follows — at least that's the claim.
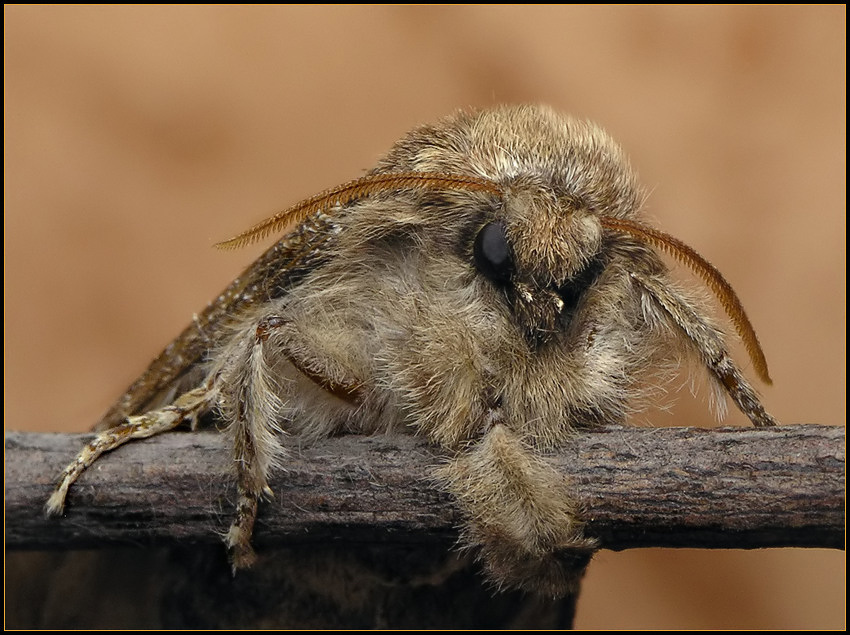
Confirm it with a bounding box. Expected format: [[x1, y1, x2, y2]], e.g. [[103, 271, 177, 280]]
[[473, 221, 513, 284]]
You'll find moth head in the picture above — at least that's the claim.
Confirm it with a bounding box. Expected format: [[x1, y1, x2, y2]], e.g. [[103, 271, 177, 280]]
[[216, 105, 770, 384], [373, 105, 646, 344], [470, 185, 608, 345]]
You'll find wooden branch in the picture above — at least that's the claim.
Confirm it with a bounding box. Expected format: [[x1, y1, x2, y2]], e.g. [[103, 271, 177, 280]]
[[4, 425, 844, 552]]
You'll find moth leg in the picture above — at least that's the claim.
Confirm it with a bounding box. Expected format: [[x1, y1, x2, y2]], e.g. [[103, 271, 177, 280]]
[[45, 385, 214, 516], [632, 272, 777, 428], [218, 312, 367, 570], [435, 422, 597, 598], [218, 315, 292, 571]]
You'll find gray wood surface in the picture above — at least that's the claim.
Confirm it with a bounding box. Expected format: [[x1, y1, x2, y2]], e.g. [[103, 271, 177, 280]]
[[6, 425, 844, 551]]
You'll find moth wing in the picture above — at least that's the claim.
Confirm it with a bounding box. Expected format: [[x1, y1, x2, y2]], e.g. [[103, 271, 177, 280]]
[[95, 213, 337, 431]]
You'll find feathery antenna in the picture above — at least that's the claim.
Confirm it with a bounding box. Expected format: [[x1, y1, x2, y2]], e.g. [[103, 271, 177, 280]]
[[216, 172, 502, 250]]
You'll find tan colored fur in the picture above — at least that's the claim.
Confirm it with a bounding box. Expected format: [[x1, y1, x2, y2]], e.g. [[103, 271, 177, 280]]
[[48, 105, 775, 595]]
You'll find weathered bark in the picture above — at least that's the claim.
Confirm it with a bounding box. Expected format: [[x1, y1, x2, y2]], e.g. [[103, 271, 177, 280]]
[[5, 426, 844, 551], [4, 425, 844, 629]]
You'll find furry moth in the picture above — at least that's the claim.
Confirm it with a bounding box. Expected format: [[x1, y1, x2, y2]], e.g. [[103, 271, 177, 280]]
[[47, 104, 776, 597]]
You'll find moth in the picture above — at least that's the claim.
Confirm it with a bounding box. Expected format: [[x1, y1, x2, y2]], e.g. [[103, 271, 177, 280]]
[[47, 104, 776, 597]]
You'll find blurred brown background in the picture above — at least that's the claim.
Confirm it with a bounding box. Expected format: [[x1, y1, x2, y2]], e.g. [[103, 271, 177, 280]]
[[4, 5, 844, 629]]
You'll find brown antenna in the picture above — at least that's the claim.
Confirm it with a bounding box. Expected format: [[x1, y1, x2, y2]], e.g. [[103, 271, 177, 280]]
[[216, 172, 503, 250]]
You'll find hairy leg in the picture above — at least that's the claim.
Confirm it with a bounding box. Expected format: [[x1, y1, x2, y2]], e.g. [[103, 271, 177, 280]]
[[632, 271, 777, 428], [435, 423, 596, 597], [46, 386, 214, 516]]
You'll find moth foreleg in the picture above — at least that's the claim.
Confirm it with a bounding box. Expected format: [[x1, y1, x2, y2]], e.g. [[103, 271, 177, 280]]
[[435, 423, 597, 598], [632, 272, 777, 428], [45, 385, 214, 516]]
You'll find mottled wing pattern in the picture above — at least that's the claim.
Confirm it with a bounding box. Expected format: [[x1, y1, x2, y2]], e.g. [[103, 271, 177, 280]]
[[96, 212, 337, 431]]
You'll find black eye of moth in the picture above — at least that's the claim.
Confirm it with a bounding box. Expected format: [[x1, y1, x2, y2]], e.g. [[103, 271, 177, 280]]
[[473, 221, 513, 284]]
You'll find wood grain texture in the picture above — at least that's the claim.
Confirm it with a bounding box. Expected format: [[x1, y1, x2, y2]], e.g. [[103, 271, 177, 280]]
[[6, 425, 844, 552]]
